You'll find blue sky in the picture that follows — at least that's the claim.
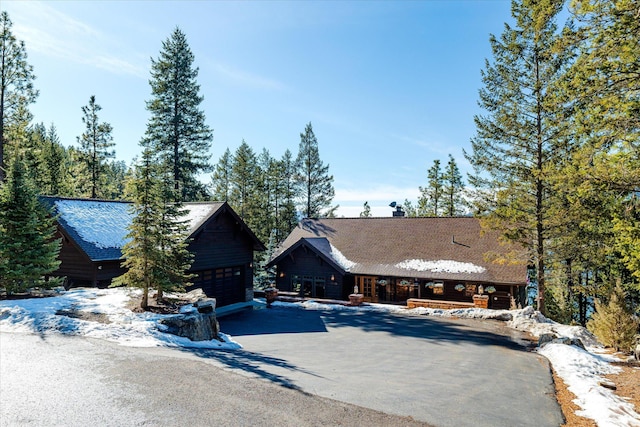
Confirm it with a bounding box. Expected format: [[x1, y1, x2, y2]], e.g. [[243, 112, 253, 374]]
[[2, 0, 513, 217]]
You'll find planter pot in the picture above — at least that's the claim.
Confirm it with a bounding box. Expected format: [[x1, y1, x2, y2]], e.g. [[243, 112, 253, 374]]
[[265, 287, 278, 307], [349, 293, 364, 306]]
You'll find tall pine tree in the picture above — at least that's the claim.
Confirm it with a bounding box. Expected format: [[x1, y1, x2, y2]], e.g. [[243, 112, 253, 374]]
[[442, 154, 464, 217], [418, 159, 443, 216], [464, 0, 571, 314], [295, 122, 335, 218], [0, 156, 61, 294], [143, 27, 212, 202], [77, 95, 115, 199], [210, 148, 232, 202], [0, 11, 38, 182]]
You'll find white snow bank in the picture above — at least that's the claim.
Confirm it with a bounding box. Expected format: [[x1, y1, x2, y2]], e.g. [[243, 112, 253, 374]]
[[539, 344, 640, 427], [0, 288, 241, 350], [507, 306, 601, 348], [395, 259, 486, 274]]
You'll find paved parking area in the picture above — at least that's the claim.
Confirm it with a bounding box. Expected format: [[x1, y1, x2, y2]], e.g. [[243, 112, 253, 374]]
[[211, 305, 563, 427]]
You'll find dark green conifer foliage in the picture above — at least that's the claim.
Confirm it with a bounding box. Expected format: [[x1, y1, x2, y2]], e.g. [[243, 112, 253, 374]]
[[295, 122, 335, 218], [418, 159, 443, 216], [77, 95, 114, 199], [464, 0, 570, 315], [0, 11, 38, 182], [44, 124, 66, 196], [210, 148, 232, 202], [230, 140, 258, 221], [144, 27, 212, 202], [114, 149, 193, 309], [0, 156, 61, 294], [113, 150, 160, 309], [442, 154, 464, 217], [277, 149, 300, 240]]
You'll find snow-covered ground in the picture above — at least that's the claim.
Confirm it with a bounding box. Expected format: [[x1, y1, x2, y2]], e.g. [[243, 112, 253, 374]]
[[1, 288, 639, 427]]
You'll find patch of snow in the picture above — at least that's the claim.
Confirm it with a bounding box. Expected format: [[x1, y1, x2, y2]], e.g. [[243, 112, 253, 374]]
[[56, 200, 132, 249], [184, 204, 214, 233], [395, 259, 486, 274], [329, 244, 356, 271], [0, 288, 241, 350], [539, 344, 640, 427]]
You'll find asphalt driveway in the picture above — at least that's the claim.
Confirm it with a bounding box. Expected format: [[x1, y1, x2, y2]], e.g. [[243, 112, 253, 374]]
[[206, 305, 563, 427]]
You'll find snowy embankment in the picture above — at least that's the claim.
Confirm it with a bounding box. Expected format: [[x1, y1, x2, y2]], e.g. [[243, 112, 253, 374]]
[[1, 289, 639, 426], [0, 288, 240, 350]]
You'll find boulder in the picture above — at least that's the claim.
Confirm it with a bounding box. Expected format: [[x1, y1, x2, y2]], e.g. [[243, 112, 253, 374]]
[[539, 333, 585, 350], [538, 333, 557, 347], [159, 311, 219, 342]]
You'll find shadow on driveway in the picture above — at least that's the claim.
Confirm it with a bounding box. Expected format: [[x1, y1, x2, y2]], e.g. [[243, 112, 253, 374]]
[[176, 305, 531, 391]]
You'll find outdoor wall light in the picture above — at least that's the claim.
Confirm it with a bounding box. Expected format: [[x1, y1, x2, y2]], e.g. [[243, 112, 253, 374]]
[[330, 274, 335, 281], [478, 285, 484, 295], [279, 271, 285, 278]]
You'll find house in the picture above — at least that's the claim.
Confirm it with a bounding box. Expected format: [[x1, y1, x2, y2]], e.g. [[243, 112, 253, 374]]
[[267, 216, 528, 309], [40, 196, 265, 308]]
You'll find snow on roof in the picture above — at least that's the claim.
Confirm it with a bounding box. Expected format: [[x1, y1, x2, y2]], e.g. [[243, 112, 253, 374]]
[[395, 259, 486, 274], [55, 199, 133, 249], [183, 203, 218, 234], [329, 243, 357, 271], [53, 199, 222, 258]]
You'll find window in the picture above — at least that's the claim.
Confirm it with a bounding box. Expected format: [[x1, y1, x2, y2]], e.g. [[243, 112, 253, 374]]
[[465, 284, 476, 297], [292, 275, 301, 293], [362, 277, 373, 297], [433, 281, 444, 295]]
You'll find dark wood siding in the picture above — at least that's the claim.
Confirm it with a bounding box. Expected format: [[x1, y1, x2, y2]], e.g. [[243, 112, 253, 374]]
[[186, 211, 257, 306], [274, 245, 343, 300], [53, 230, 94, 286]]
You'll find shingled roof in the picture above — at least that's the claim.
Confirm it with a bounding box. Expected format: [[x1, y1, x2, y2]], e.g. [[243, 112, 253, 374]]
[[270, 217, 528, 285], [40, 196, 229, 262]]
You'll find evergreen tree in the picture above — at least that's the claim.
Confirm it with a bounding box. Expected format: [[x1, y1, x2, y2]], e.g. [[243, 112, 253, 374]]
[[565, 0, 640, 289], [143, 27, 212, 202], [418, 159, 443, 216], [277, 149, 299, 241], [114, 149, 193, 308], [295, 122, 335, 218], [464, 0, 571, 315], [0, 156, 61, 294], [360, 201, 372, 218], [587, 281, 640, 351], [22, 122, 47, 188], [155, 172, 194, 302], [102, 160, 127, 200], [77, 95, 115, 198], [113, 149, 161, 309], [210, 148, 232, 202], [229, 140, 258, 220], [0, 11, 38, 182], [42, 123, 67, 195], [442, 154, 464, 216], [403, 199, 417, 217]]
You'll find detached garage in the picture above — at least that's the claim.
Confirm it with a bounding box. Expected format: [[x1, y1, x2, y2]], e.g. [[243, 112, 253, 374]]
[[41, 196, 265, 307]]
